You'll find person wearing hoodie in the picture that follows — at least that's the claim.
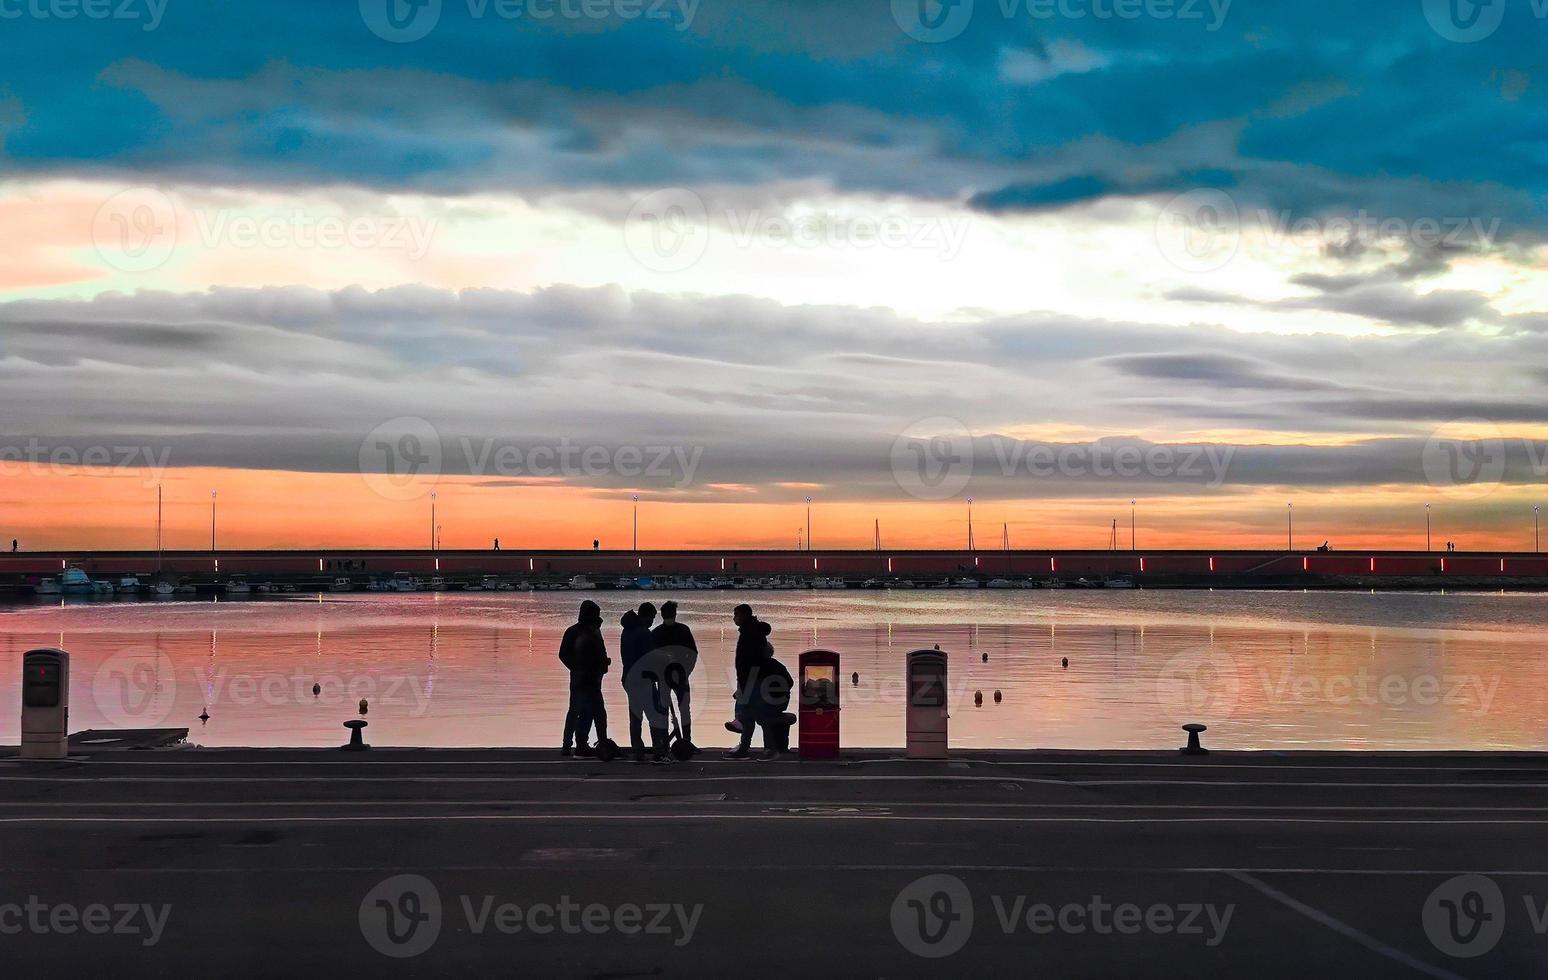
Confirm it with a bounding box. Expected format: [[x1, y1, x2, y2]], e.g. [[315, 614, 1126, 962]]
[[619, 602, 667, 762], [725, 603, 776, 760], [559, 600, 610, 757], [651, 600, 698, 752]]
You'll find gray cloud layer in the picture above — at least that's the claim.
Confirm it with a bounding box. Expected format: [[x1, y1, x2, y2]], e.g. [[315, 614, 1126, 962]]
[[3, 285, 1546, 500]]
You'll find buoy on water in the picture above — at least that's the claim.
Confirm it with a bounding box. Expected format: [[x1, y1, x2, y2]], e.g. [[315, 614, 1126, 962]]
[[1061, 657, 1069, 669], [851, 672, 859, 686], [993, 690, 1002, 703], [359, 698, 369, 716], [974, 691, 983, 706]]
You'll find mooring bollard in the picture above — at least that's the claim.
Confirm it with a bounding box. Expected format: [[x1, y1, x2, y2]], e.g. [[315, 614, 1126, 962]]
[[1180, 723, 1208, 756], [342, 719, 370, 752]]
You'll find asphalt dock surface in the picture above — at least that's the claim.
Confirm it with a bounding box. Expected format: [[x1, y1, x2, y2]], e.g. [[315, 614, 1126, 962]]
[[2, 746, 1546, 978]]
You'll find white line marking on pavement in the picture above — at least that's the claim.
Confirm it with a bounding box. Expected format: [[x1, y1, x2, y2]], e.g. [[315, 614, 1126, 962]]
[[1225, 870, 1466, 980], [6, 774, 1546, 788], [3, 813, 1548, 825], [3, 864, 1548, 878], [3, 801, 1548, 813]]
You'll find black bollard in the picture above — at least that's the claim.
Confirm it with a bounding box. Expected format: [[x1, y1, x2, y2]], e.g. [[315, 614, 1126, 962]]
[[1180, 723, 1209, 756], [851, 672, 859, 686], [359, 698, 369, 716], [1061, 657, 1068, 669], [974, 691, 983, 706], [993, 690, 1002, 703], [342, 719, 370, 752]]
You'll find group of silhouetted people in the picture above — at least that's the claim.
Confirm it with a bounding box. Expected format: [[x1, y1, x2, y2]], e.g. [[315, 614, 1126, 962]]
[[558, 600, 794, 763]]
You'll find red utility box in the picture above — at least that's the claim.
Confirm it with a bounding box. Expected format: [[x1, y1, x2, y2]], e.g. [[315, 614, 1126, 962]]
[[798, 649, 841, 760]]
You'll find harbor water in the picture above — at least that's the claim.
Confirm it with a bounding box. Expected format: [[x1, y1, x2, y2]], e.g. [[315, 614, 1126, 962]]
[[1, 590, 1544, 750]]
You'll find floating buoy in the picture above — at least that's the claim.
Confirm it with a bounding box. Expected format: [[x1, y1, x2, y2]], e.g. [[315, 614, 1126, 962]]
[[974, 691, 983, 706], [981, 653, 988, 663], [851, 672, 859, 686], [359, 698, 369, 716], [312, 683, 321, 697], [1061, 657, 1068, 669], [993, 690, 1002, 703], [198, 707, 210, 724]]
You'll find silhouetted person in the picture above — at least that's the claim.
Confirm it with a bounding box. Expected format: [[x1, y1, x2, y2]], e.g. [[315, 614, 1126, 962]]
[[620, 602, 666, 762], [652, 600, 699, 753], [559, 600, 609, 756], [725, 604, 773, 760], [9, 539, 15, 552], [493, 538, 500, 551]]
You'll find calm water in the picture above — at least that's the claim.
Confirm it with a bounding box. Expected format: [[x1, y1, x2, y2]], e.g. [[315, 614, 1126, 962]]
[[2, 590, 1545, 750]]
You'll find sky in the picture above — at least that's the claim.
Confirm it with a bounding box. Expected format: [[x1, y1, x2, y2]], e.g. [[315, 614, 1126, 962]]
[[1, 0, 1547, 551]]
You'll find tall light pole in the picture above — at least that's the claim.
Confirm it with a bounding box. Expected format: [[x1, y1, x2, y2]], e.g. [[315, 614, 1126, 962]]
[[1131, 499, 1137, 551], [966, 497, 975, 551], [805, 496, 813, 552], [632, 495, 639, 551], [210, 490, 217, 552], [1535, 505, 1540, 553], [1426, 502, 1432, 553], [430, 490, 437, 552], [1286, 502, 1293, 552]]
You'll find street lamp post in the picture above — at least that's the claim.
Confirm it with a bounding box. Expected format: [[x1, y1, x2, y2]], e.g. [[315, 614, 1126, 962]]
[[805, 496, 813, 552], [210, 490, 217, 552], [1131, 499, 1136, 551], [1426, 502, 1432, 553], [1286, 502, 1293, 552], [966, 497, 975, 551], [430, 490, 437, 552], [1535, 505, 1540, 553], [633, 495, 639, 551]]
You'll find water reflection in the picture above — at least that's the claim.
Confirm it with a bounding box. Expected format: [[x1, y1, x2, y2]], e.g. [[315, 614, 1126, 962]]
[[0, 590, 1544, 750]]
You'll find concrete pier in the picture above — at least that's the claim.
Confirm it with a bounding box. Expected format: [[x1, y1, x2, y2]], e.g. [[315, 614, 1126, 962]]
[[2, 746, 1545, 976], [6, 547, 1548, 590]]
